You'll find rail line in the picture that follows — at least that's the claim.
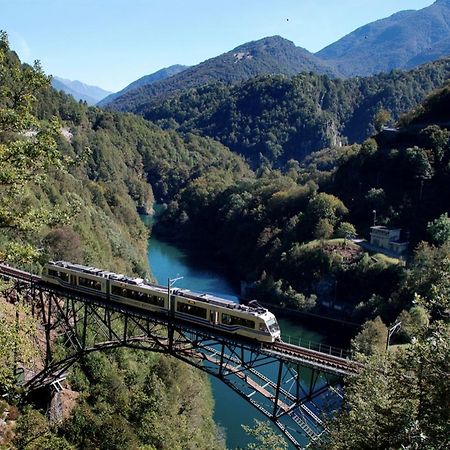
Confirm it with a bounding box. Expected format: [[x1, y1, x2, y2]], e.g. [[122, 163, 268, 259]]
[[265, 341, 361, 376], [1, 262, 360, 449], [0, 263, 359, 376]]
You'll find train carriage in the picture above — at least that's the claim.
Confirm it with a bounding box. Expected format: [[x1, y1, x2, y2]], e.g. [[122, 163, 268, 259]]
[[173, 291, 279, 343], [44, 262, 109, 298], [109, 275, 169, 313], [42, 261, 281, 343]]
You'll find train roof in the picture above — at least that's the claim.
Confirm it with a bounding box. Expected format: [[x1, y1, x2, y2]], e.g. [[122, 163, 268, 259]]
[[174, 289, 268, 315]]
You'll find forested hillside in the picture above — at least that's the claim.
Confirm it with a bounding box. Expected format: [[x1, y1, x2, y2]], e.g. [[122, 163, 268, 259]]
[[155, 82, 450, 324], [102, 36, 337, 112], [98, 64, 188, 107], [141, 57, 450, 166], [0, 34, 246, 449]]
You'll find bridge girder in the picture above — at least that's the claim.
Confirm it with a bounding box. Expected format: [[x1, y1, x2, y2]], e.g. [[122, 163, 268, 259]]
[[2, 274, 347, 449]]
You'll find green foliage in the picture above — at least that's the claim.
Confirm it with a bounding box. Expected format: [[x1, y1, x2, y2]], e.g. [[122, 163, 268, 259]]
[[139, 58, 450, 166], [242, 419, 288, 450], [396, 305, 430, 342], [0, 32, 69, 263], [399, 80, 450, 127], [351, 316, 388, 356], [405, 242, 450, 319], [251, 272, 316, 310], [334, 221, 356, 238], [0, 299, 38, 394], [316, 320, 450, 450], [427, 213, 450, 245], [373, 108, 391, 131], [13, 407, 74, 450], [61, 349, 222, 450]]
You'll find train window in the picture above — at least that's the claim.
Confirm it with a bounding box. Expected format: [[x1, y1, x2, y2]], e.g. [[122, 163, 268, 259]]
[[111, 285, 126, 296], [221, 313, 255, 329], [267, 318, 280, 333], [177, 302, 207, 318], [149, 295, 165, 307], [48, 269, 69, 282], [78, 277, 101, 290]]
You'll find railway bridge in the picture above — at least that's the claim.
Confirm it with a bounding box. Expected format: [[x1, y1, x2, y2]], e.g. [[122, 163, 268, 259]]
[[0, 264, 361, 449]]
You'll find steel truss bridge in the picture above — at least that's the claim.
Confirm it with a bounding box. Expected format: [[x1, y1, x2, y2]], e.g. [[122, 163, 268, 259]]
[[0, 264, 360, 449]]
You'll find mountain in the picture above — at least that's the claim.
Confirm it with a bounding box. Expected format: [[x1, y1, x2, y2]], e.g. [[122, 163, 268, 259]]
[[102, 36, 338, 111], [51, 76, 112, 105], [141, 57, 450, 166], [98, 64, 188, 106], [317, 0, 450, 76]]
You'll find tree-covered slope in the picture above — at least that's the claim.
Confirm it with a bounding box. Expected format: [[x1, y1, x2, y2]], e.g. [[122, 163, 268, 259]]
[[317, 0, 450, 77], [155, 79, 450, 325], [141, 57, 450, 166], [98, 64, 188, 107], [102, 36, 338, 112], [1, 33, 240, 450]]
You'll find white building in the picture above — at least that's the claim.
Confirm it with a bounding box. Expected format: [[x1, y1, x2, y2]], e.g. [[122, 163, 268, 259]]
[[370, 226, 409, 255]]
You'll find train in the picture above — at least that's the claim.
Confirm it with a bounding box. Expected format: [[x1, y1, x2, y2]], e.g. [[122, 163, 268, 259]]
[[42, 261, 281, 343]]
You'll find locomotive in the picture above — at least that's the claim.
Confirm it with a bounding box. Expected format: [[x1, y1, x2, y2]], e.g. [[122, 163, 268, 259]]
[[42, 261, 281, 343]]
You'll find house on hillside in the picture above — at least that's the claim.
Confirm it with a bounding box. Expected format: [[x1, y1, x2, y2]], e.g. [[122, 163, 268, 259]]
[[370, 226, 409, 255]]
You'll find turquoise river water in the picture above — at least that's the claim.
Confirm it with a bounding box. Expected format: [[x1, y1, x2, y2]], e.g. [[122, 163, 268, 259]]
[[144, 216, 337, 448]]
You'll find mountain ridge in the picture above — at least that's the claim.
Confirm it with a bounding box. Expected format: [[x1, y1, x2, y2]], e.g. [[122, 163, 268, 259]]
[[317, 0, 450, 76], [101, 1, 450, 115], [102, 36, 338, 111], [98, 64, 188, 106], [51, 76, 112, 105]]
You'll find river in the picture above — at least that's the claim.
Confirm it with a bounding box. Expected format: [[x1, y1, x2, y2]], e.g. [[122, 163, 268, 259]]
[[144, 217, 340, 449]]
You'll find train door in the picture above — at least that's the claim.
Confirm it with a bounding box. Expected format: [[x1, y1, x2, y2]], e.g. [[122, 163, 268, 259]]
[[70, 274, 77, 285], [210, 310, 219, 325]]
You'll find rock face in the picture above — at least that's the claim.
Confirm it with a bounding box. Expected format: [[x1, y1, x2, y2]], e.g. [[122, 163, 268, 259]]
[[49, 388, 80, 424], [317, 0, 450, 76]]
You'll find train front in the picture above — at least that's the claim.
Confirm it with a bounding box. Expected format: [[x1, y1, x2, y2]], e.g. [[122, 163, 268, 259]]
[[261, 311, 281, 341]]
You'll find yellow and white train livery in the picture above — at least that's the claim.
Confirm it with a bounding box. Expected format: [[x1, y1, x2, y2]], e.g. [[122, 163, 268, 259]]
[[42, 261, 281, 343]]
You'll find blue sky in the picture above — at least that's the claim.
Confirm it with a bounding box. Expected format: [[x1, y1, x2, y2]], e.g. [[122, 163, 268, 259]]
[[2, 0, 435, 91]]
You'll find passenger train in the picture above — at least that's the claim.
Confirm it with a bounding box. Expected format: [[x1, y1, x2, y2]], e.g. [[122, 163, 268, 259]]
[[42, 261, 281, 343]]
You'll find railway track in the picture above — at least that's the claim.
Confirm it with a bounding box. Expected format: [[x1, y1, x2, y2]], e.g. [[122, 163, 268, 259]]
[[1, 263, 360, 375], [265, 341, 361, 375]]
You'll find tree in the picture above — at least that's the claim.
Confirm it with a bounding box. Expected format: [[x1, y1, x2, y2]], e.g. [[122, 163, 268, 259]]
[[314, 218, 334, 240], [351, 316, 388, 356], [406, 242, 450, 320], [0, 298, 38, 393], [242, 419, 288, 450], [427, 213, 450, 245], [335, 221, 356, 239], [306, 193, 348, 232], [0, 32, 64, 263], [13, 407, 74, 450], [314, 322, 450, 450], [396, 305, 429, 342], [373, 108, 391, 131]]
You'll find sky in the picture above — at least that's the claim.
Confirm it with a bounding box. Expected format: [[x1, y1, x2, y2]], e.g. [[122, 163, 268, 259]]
[[1, 0, 436, 92]]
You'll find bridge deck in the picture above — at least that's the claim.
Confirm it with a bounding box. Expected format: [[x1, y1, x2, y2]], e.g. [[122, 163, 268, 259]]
[[0, 263, 359, 376]]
